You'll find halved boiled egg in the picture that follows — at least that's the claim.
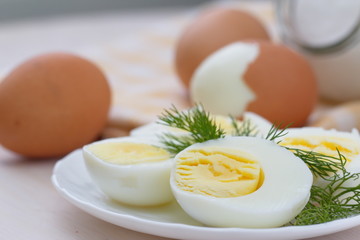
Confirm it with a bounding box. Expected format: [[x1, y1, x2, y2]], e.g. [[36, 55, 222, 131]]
[[278, 127, 360, 186], [130, 111, 272, 138], [170, 136, 312, 228], [82, 137, 173, 206]]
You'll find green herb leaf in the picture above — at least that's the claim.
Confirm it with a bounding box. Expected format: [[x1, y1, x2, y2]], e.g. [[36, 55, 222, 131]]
[[157, 104, 225, 154], [288, 148, 346, 179], [264, 124, 345, 179], [292, 151, 360, 225], [265, 123, 291, 142], [230, 116, 258, 137], [157, 104, 360, 226]]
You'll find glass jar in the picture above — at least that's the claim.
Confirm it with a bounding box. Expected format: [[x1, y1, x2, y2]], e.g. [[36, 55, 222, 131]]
[[276, 0, 360, 102]]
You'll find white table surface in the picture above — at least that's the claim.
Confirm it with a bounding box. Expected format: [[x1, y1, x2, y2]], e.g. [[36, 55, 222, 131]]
[[2, 146, 360, 240], [1, 4, 360, 240]]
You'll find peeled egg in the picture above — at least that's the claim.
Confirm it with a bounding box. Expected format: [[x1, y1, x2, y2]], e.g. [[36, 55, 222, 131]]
[[175, 8, 270, 87], [83, 137, 173, 206], [130, 111, 272, 138], [170, 136, 312, 228], [0, 53, 111, 157], [278, 127, 360, 186], [190, 41, 318, 127]]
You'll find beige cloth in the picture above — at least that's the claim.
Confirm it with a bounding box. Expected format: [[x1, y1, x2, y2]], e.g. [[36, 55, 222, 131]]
[[77, 1, 279, 138]]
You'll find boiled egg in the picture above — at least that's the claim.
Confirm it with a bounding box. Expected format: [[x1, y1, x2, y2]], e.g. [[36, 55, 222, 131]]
[[278, 127, 360, 186], [170, 136, 312, 228], [190, 41, 317, 127], [82, 137, 173, 206], [130, 110, 272, 138]]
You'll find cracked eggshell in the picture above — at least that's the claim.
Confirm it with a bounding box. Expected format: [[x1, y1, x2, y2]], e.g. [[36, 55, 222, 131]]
[[190, 41, 318, 127]]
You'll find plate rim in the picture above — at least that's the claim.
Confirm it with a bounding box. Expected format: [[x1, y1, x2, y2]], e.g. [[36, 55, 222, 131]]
[[51, 149, 360, 240]]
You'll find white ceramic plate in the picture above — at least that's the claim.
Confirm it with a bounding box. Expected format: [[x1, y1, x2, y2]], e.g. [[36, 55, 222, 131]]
[[52, 149, 360, 240]]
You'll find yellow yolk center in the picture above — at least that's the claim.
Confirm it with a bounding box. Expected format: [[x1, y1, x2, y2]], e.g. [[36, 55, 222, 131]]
[[279, 136, 360, 162], [213, 115, 238, 135], [88, 142, 170, 164], [175, 147, 262, 198]]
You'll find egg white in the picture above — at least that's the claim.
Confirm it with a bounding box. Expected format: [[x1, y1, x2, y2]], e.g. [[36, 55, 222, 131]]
[[190, 42, 259, 117], [82, 136, 173, 206], [278, 127, 360, 188], [170, 136, 312, 228]]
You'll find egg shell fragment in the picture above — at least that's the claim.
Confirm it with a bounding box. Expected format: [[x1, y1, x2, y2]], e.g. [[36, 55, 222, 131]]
[[170, 136, 313, 228], [83, 137, 174, 206]]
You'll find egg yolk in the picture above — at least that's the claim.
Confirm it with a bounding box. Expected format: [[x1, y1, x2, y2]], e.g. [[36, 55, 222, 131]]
[[88, 142, 170, 164], [213, 115, 238, 135], [175, 147, 263, 198], [279, 136, 360, 162]]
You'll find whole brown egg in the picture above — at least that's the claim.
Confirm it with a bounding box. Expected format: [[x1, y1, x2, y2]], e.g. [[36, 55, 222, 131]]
[[175, 8, 270, 88], [0, 53, 111, 158]]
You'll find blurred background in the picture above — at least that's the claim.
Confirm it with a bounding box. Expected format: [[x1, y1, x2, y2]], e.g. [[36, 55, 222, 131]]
[[2, 0, 360, 134], [0, 0, 210, 22]]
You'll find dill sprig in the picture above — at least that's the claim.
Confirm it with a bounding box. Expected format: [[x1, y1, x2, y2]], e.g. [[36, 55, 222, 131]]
[[157, 105, 226, 154], [287, 148, 346, 179], [230, 116, 258, 137], [265, 123, 291, 142], [292, 151, 360, 225], [267, 126, 360, 225], [264, 125, 344, 179], [157, 105, 360, 226], [158, 134, 195, 156]]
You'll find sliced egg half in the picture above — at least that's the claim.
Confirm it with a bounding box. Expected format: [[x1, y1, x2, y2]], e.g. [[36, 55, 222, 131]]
[[130, 111, 272, 138], [82, 137, 173, 206], [278, 127, 360, 186], [170, 136, 312, 228]]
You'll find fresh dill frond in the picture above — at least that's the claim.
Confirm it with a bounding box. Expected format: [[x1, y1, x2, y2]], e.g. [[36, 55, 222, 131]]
[[293, 187, 355, 226], [157, 104, 226, 154], [264, 124, 345, 179], [287, 148, 347, 179], [230, 116, 258, 137], [158, 133, 195, 155], [265, 123, 291, 142], [292, 152, 360, 225], [157, 105, 360, 226], [264, 125, 360, 224]]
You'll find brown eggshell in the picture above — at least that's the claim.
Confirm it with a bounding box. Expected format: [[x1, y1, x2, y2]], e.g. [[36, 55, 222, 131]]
[[0, 53, 111, 158], [244, 41, 318, 127], [189, 41, 318, 127], [175, 8, 270, 88]]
